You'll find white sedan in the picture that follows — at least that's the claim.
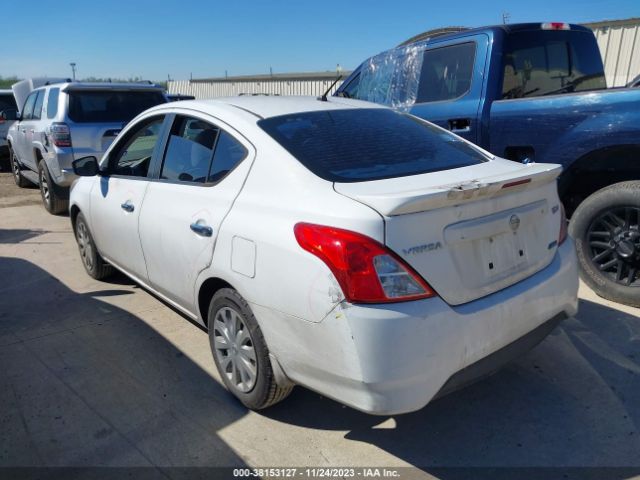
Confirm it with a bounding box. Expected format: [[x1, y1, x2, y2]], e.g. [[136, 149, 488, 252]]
[[69, 96, 578, 414]]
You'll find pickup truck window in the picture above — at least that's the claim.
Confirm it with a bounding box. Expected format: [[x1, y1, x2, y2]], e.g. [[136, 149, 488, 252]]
[[259, 108, 488, 183], [501, 31, 606, 99], [416, 42, 476, 103]]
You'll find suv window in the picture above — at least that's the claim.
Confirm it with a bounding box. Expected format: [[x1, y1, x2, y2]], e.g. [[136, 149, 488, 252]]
[[32, 90, 45, 120], [47, 88, 60, 119], [258, 108, 488, 183], [161, 116, 246, 184], [416, 42, 476, 103], [68, 90, 165, 123], [110, 116, 165, 178], [21, 92, 38, 120], [501, 31, 607, 99], [0, 93, 17, 112]]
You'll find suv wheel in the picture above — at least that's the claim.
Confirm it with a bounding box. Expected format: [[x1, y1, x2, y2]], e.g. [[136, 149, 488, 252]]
[[38, 161, 68, 215], [10, 147, 30, 188], [569, 181, 640, 307], [75, 212, 114, 280], [208, 288, 293, 410]]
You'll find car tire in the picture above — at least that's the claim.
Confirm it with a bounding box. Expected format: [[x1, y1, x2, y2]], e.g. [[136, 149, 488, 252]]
[[75, 212, 114, 280], [10, 146, 30, 188], [208, 288, 293, 410], [38, 160, 68, 215], [569, 181, 640, 307]]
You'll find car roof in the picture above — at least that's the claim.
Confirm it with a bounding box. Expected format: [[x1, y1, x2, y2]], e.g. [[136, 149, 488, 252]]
[[154, 95, 385, 120], [0, 89, 13, 95]]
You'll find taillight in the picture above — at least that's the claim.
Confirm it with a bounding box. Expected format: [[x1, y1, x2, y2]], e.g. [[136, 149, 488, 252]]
[[541, 22, 570, 30], [558, 203, 568, 245], [294, 223, 436, 303], [49, 122, 72, 147]]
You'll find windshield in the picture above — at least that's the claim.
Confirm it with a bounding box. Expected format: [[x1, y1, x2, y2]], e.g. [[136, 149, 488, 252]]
[[501, 30, 606, 99], [68, 90, 166, 123], [258, 108, 489, 183]]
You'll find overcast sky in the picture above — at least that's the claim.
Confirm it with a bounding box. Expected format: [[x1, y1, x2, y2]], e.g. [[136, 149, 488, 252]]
[[2, 0, 637, 81]]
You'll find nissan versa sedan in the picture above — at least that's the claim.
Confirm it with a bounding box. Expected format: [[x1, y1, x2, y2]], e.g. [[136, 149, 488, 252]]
[[69, 96, 578, 415]]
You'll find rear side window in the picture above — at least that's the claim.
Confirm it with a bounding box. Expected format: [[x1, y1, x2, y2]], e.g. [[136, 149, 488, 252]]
[[161, 116, 247, 184], [501, 31, 606, 99], [258, 108, 488, 183], [416, 42, 476, 103], [68, 90, 166, 123], [32, 90, 45, 120], [0, 93, 17, 111], [47, 88, 59, 119]]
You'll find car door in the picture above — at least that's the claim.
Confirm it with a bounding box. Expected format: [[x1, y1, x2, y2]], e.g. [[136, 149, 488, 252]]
[[89, 114, 168, 282], [409, 35, 489, 144], [138, 113, 254, 311], [14, 91, 38, 166]]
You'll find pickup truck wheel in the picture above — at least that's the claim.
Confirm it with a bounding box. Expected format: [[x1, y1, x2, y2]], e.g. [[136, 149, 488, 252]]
[[569, 181, 640, 307], [75, 212, 114, 280], [208, 288, 292, 410], [38, 161, 68, 215], [10, 147, 30, 188]]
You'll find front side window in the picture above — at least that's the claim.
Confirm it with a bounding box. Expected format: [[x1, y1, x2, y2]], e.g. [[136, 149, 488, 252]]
[[416, 42, 476, 103], [501, 31, 606, 99], [21, 92, 38, 120], [32, 90, 45, 120], [110, 116, 165, 177], [160, 116, 247, 184], [259, 108, 488, 183]]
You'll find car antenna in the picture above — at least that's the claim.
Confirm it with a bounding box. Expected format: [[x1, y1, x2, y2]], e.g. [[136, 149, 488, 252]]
[[319, 75, 343, 102]]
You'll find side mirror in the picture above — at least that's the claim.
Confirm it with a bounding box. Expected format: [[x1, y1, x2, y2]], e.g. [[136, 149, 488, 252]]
[[72, 156, 100, 177], [0, 109, 18, 122]]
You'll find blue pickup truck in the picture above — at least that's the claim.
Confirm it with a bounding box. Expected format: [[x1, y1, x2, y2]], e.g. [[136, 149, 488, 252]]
[[335, 22, 640, 306]]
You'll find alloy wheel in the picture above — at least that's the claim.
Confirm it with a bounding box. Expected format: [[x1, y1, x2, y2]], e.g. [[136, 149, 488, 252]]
[[11, 152, 20, 180], [212, 306, 257, 393], [587, 206, 640, 287], [76, 222, 94, 271], [40, 167, 50, 205]]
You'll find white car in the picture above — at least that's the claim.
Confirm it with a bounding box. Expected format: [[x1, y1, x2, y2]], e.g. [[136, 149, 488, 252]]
[[69, 96, 578, 415]]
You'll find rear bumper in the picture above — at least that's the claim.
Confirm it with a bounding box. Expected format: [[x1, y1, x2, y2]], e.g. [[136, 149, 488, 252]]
[[267, 240, 578, 415]]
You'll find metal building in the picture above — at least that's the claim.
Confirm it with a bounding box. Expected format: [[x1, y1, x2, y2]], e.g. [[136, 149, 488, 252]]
[[167, 71, 349, 99], [585, 18, 640, 87]]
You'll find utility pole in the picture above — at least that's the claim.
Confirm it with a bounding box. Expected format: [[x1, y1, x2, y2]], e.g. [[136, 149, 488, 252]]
[[502, 12, 510, 24], [70, 62, 77, 81]]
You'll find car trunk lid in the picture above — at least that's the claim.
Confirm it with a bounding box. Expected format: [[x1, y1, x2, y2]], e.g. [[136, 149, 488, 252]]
[[334, 160, 563, 305]]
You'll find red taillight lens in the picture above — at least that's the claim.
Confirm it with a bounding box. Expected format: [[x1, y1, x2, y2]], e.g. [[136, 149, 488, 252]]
[[49, 122, 72, 147], [558, 203, 568, 245], [541, 22, 570, 30], [294, 223, 436, 303]]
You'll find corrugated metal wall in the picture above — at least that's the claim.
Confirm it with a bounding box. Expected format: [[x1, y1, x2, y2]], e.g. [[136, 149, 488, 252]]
[[168, 78, 345, 99], [591, 22, 640, 86]]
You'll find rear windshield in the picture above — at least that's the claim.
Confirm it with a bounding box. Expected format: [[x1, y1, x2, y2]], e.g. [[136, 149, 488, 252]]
[[0, 94, 17, 111], [68, 90, 166, 123], [258, 108, 488, 182], [502, 30, 607, 99]]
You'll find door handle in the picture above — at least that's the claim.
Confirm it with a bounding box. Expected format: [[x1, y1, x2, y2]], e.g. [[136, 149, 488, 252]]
[[120, 202, 134, 212], [448, 118, 471, 133], [190, 222, 213, 237]]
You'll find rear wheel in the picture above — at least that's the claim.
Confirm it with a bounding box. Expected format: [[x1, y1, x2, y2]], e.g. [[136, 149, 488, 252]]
[[10, 146, 30, 188], [569, 181, 640, 307], [75, 212, 114, 280], [38, 160, 68, 215], [208, 288, 292, 410]]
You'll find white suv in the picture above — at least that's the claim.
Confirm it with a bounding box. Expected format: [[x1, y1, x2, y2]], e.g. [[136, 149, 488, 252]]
[[8, 81, 166, 214], [69, 96, 579, 414]]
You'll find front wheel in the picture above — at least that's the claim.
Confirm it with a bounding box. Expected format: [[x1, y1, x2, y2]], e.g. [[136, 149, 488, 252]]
[[569, 181, 640, 307], [75, 212, 114, 280], [10, 147, 30, 188], [208, 288, 292, 410]]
